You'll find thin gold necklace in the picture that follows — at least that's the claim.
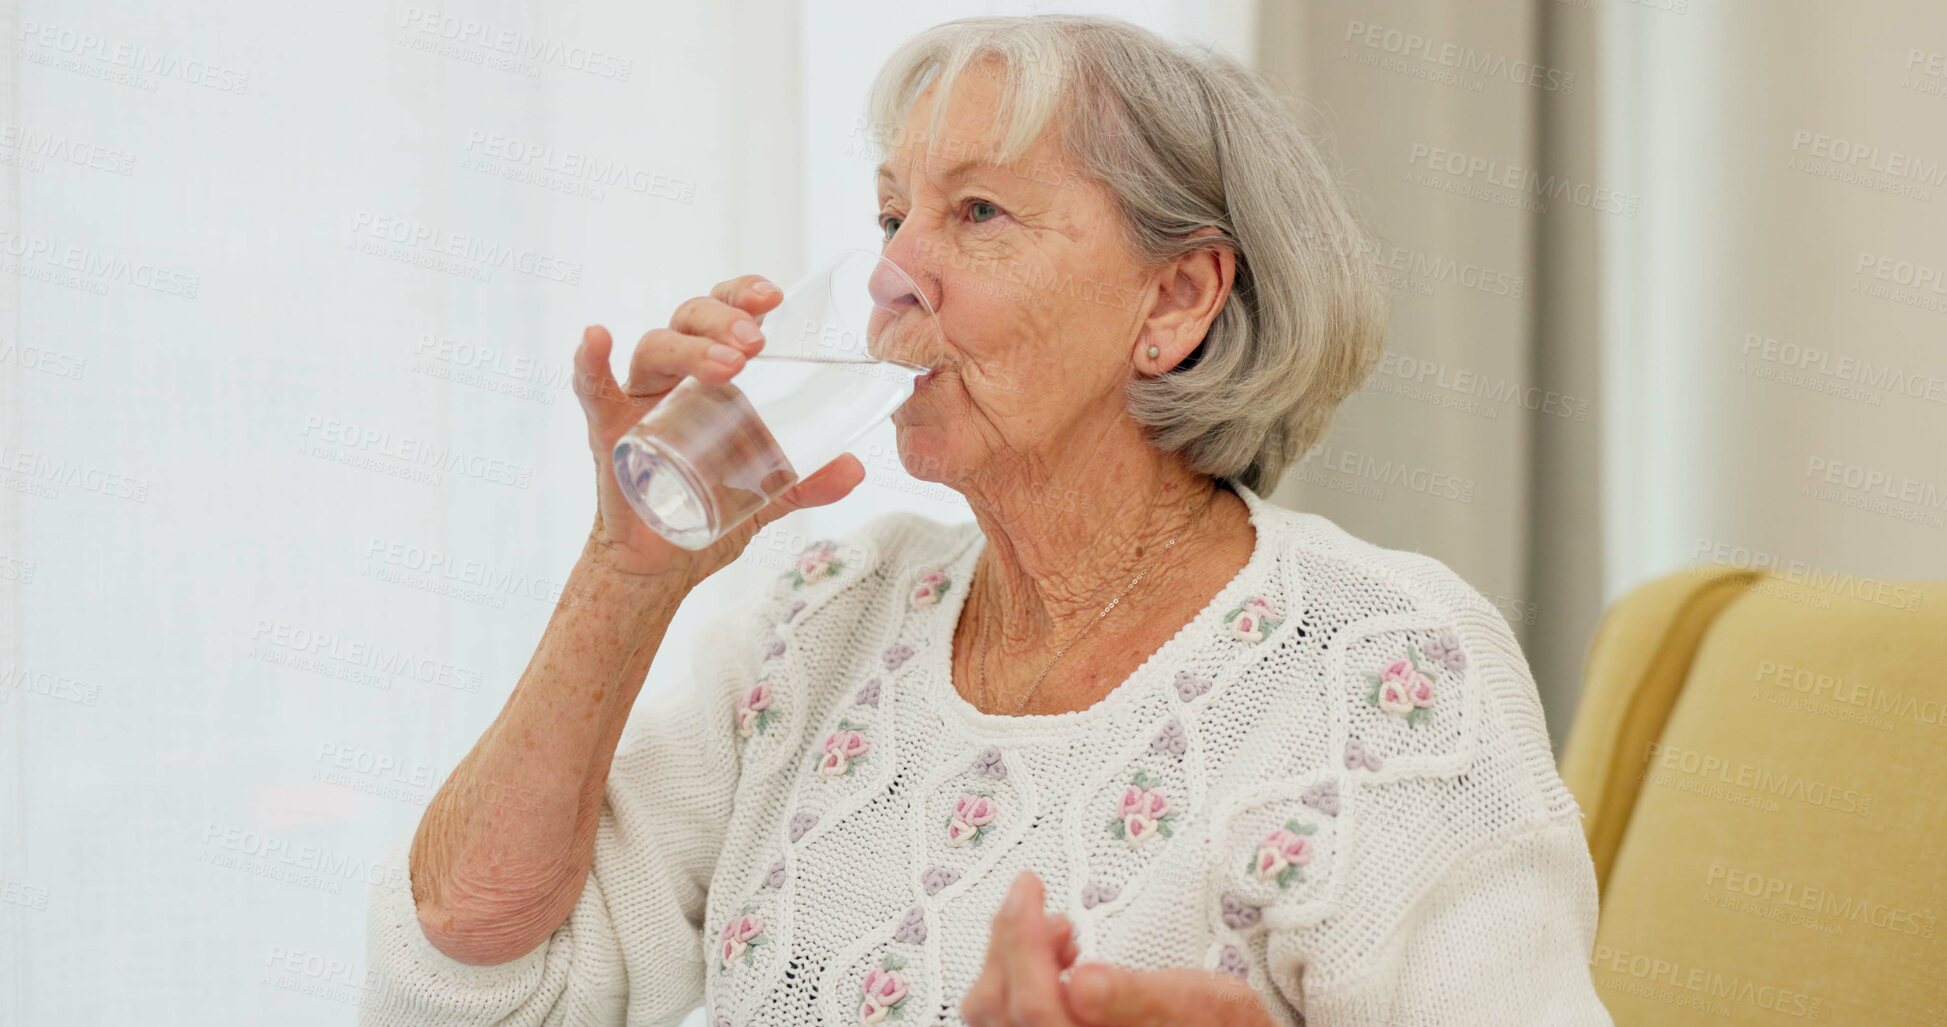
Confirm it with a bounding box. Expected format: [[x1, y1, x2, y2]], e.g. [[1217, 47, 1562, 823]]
[[974, 481, 1221, 716]]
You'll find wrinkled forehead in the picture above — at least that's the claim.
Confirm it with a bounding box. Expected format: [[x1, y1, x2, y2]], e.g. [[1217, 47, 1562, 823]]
[[872, 55, 1072, 194]]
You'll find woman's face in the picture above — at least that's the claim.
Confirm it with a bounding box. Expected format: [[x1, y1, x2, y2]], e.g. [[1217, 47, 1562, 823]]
[[875, 62, 1158, 495]]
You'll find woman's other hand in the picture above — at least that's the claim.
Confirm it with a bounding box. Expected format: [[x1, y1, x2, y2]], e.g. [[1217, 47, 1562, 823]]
[[572, 274, 866, 584], [963, 871, 1276, 1027]]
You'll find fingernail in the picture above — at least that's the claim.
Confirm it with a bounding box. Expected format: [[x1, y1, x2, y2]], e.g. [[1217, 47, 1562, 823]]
[[752, 280, 780, 296], [732, 320, 763, 345], [1003, 876, 1025, 914], [708, 343, 742, 366], [1072, 966, 1110, 1010]]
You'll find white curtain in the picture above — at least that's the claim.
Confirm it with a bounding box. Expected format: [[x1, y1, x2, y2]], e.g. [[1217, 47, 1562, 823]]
[[1597, 0, 1947, 600], [1253, 0, 1947, 745], [0, 2, 1246, 1024], [1253, 0, 1607, 743]]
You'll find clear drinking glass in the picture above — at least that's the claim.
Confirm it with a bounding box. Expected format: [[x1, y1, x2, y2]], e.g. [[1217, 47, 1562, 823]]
[[612, 249, 940, 550]]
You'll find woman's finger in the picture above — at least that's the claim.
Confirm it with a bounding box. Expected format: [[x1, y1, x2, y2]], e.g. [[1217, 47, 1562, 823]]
[[995, 872, 1077, 1026], [710, 274, 785, 317], [622, 326, 747, 398], [572, 325, 622, 415], [1065, 965, 1272, 1027], [1048, 913, 1079, 970], [670, 295, 768, 357], [962, 873, 1024, 1026], [745, 454, 866, 538]]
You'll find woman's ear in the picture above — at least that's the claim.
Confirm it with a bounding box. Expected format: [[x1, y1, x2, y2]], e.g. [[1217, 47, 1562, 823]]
[[1135, 229, 1236, 375]]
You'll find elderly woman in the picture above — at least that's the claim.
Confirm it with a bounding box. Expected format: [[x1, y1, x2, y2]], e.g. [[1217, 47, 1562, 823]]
[[363, 15, 1612, 1027]]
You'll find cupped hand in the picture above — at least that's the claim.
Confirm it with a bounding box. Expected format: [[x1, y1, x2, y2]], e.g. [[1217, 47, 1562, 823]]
[[572, 274, 867, 584], [962, 871, 1276, 1027]]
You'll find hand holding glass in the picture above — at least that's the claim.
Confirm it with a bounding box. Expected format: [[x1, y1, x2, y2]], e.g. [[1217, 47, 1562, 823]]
[[612, 249, 940, 550]]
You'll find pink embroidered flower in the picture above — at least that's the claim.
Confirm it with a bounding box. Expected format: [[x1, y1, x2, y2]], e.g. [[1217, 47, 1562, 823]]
[[859, 965, 910, 1024], [1251, 820, 1316, 889], [719, 912, 765, 968], [789, 542, 841, 588], [946, 793, 999, 847], [910, 570, 951, 609], [817, 725, 871, 778], [737, 681, 774, 738], [1225, 596, 1282, 643], [1108, 771, 1176, 846], [1369, 649, 1437, 727]]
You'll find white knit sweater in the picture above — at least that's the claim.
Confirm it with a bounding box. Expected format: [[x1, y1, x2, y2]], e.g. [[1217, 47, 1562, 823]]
[[361, 483, 1614, 1026]]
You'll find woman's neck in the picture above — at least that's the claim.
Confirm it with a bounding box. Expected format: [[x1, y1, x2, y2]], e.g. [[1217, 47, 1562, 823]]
[[956, 446, 1229, 660]]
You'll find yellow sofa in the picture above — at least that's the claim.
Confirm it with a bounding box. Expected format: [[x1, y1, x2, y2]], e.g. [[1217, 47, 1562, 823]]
[[1559, 566, 1946, 1025]]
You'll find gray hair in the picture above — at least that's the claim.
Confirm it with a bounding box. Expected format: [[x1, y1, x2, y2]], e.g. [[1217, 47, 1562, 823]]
[[866, 15, 1387, 494]]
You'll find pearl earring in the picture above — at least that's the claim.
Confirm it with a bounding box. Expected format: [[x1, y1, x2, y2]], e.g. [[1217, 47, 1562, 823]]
[[1146, 345, 1160, 360]]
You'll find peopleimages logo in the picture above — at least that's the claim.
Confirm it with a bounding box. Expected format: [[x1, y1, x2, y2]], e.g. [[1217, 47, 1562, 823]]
[[346, 211, 583, 285], [0, 123, 137, 175], [15, 19, 250, 94], [1406, 143, 1639, 217], [299, 413, 535, 489], [1705, 859, 1937, 939], [397, 7, 633, 81], [1589, 946, 1822, 1020], [0, 229, 199, 297], [462, 130, 695, 203], [1342, 19, 1575, 94], [1642, 741, 1872, 817], [1803, 456, 1947, 511]]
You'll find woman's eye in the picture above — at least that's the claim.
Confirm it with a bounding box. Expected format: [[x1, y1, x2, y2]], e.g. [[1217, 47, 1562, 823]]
[[879, 216, 902, 242], [969, 200, 1000, 223]]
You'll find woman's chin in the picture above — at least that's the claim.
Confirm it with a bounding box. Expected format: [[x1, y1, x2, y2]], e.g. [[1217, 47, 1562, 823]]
[[889, 426, 957, 485]]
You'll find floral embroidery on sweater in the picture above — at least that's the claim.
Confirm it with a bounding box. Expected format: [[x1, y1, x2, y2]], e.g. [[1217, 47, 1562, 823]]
[[1107, 770, 1176, 845], [1366, 646, 1438, 727], [1173, 670, 1213, 702], [737, 682, 776, 738], [1422, 629, 1468, 671], [1224, 595, 1282, 643], [1220, 891, 1261, 929], [1150, 718, 1187, 757], [892, 906, 927, 945], [1214, 943, 1249, 979], [920, 865, 960, 895], [858, 957, 911, 1025], [909, 570, 951, 609], [719, 910, 765, 969], [945, 793, 998, 846], [1301, 778, 1341, 816], [1251, 819, 1317, 889], [817, 722, 871, 778], [788, 541, 842, 588], [788, 810, 817, 842], [971, 746, 1008, 780], [1344, 736, 1383, 772], [1080, 881, 1120, 909]]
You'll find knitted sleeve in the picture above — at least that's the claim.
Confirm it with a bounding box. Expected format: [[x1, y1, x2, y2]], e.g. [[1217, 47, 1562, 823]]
[[358, 591, 766, 1027], [1277, 817, 1613, 1024], [1259, 557, 1613, 1025]]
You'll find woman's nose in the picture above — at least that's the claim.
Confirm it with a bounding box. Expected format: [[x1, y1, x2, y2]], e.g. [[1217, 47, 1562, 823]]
[[873, 217, 945, 317], [868, 249, 939, 320]]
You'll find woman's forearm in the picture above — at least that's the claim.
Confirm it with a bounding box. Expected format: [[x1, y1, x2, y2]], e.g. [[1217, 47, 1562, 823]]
[[408, 536, 696, 965]]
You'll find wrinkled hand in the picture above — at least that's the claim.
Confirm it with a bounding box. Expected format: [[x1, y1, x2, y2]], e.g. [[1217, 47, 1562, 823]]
[[962, 871, 1276, 1027], [570, 274, 865, 585]]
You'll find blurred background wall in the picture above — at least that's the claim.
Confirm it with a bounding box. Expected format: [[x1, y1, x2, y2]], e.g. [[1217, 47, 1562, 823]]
[[0, 0, 1941, 1023]]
